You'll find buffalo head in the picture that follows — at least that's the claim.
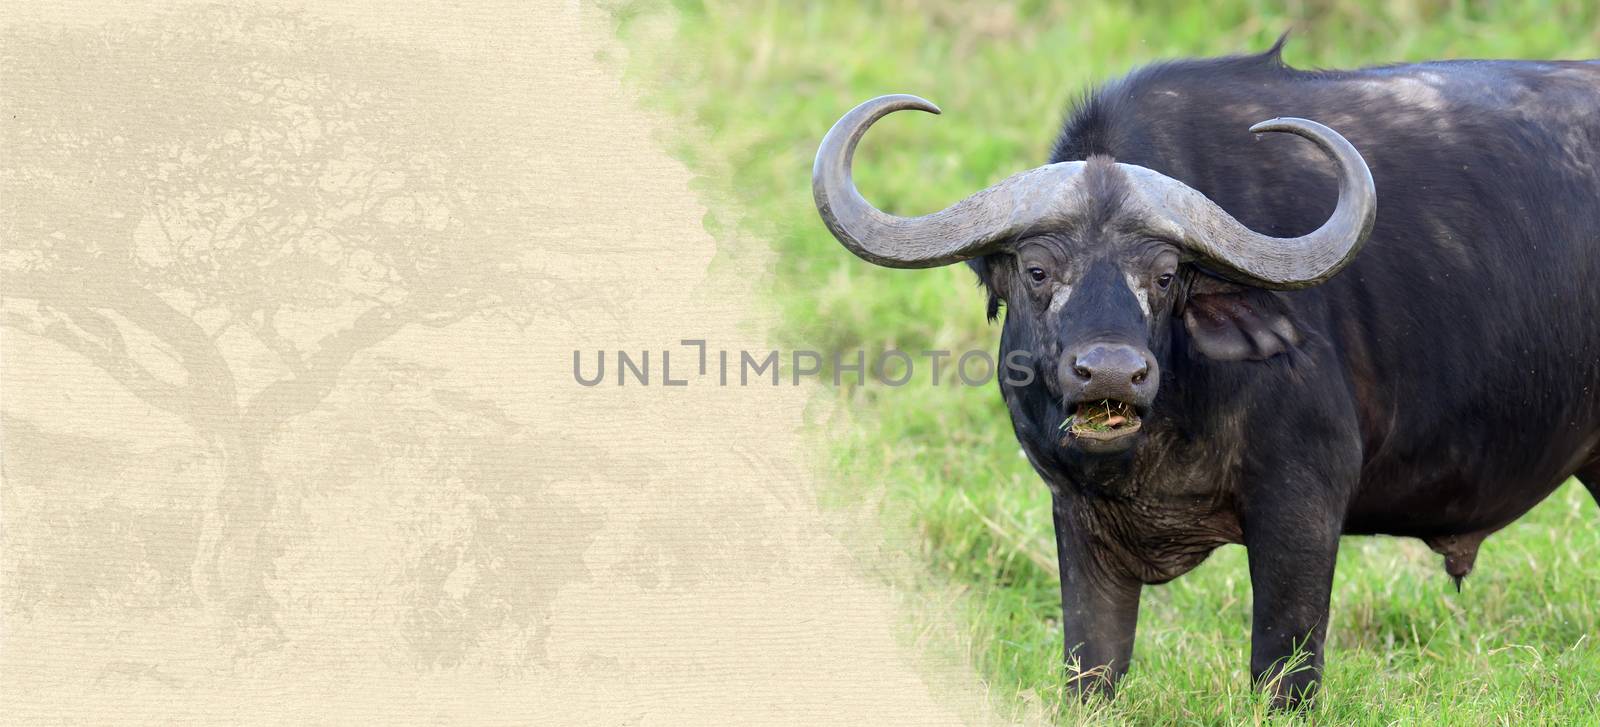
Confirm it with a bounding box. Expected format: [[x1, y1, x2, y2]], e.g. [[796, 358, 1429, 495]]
[[812, 95, 1375, 455]]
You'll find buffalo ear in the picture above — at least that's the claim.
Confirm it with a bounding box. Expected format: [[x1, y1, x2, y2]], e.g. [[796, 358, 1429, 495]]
[[966, 255, 1009, 322], [1180, 275, 1302, 361]]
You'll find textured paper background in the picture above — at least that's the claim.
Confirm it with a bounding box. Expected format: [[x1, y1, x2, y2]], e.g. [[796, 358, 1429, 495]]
[[0, 2, 1000, 723]]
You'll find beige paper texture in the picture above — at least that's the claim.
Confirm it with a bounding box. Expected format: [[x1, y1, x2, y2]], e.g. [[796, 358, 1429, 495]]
[[0, 2, 1001, 723]]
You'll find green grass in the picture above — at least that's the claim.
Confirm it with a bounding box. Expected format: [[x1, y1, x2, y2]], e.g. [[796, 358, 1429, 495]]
[[611, 1, 1600, 723]]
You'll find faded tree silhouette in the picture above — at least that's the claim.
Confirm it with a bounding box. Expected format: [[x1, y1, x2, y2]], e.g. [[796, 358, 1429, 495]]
[[271, 357, 598, 669], [3, 7, 550, 641], [1, 415, 208, 616]]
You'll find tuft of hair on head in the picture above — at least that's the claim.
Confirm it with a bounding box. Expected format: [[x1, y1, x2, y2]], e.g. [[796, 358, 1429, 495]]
[[1079, 155, 1132, 232], [1264, 30, 1291, 66]]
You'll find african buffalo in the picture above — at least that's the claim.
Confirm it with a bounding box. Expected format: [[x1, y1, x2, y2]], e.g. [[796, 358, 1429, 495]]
[[811, 40, 1600, 706]]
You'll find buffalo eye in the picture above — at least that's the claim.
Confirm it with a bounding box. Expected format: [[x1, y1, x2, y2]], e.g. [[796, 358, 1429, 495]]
[[1027, 266, 1048, 284], [1156, 272, 1174, 289]]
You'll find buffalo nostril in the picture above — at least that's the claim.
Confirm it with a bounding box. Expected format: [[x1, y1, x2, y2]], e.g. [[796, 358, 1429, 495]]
[[1067, 345, 1156, 389]]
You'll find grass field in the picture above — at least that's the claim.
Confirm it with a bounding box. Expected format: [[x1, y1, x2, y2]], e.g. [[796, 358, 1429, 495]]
[[612, 2, 1600, 723]]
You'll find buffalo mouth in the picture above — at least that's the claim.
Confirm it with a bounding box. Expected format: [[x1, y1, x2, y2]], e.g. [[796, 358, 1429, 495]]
[[1061, 399, 1144, 443]]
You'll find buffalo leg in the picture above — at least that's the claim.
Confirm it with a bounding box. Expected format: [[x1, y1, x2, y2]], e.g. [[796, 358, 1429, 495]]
[[1053, 500, 1142, 698], [1578, 460, 1599, 508], [1242, 487, 1343, 709]]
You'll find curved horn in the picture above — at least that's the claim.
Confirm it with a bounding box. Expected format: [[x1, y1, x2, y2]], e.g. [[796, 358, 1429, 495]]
[[812, 94, 1087, 268], [1124, 117, 1377, 289]]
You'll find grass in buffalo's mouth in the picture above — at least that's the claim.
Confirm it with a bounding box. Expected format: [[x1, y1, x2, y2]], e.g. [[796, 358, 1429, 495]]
[[1064, 399, 1141, 435]]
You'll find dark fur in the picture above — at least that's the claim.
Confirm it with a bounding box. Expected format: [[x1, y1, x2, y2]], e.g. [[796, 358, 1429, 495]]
[[968, 41, 1600, 706]]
